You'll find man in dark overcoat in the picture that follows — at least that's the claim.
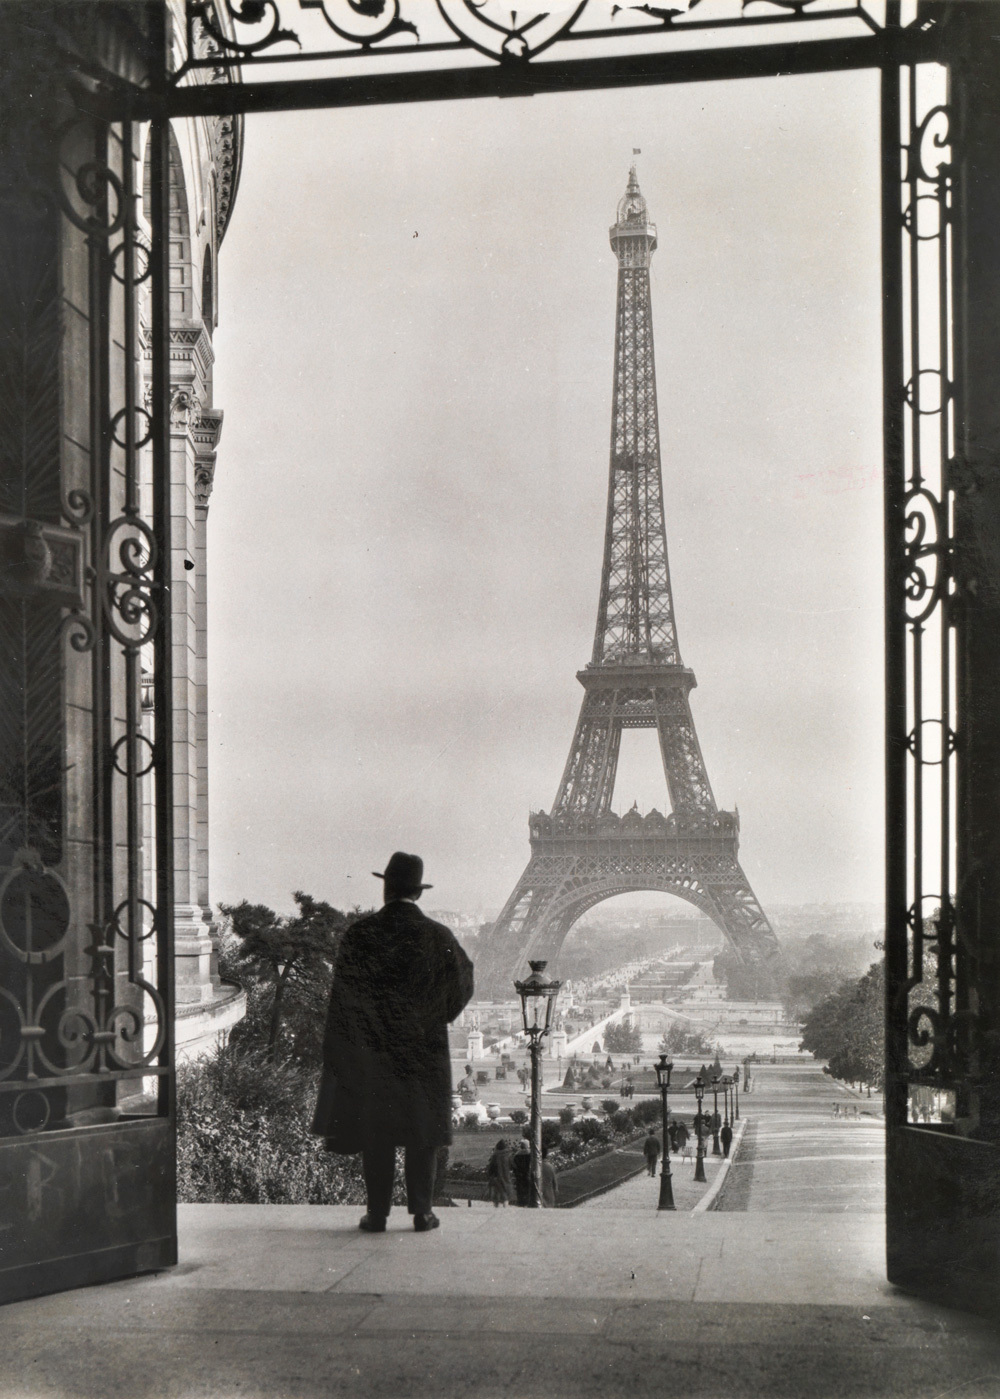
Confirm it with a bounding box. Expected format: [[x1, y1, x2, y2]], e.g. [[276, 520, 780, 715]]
[[313, 852, 474, 1233]]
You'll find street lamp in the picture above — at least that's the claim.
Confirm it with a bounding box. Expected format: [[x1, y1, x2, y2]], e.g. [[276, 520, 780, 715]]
[[733, 1065, 741, 1119], [514, 960, 562, 1208], [693, 1074, 708, 1183], [654, 1053, 675, 1211], [710, 1074, 722, 1156], [721, 1074, 731, 1130]]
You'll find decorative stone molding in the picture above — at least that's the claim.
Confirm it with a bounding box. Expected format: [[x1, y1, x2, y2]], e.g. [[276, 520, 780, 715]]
[[170, 323, 214, 394], [194, 462, 215, 507], [170, 384, 202, 433], [193, 408, 224, 509]]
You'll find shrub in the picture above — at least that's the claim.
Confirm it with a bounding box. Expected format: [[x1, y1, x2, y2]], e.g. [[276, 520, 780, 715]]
[[576, 1118, 608, 1144], [601, 1098, 619, 1116], [176, 1045, 373, 1205], [560, 1134, 581, 1157], [610, 1109, 634, 1135], [541, 1120, 562, 1152], [510, 1108, 528, 1126], [463, 1110, 481, 1130], [558, 1105, 576, 1126], [601, 1077, 612, 1089], [633, 1099, 660, 1126]]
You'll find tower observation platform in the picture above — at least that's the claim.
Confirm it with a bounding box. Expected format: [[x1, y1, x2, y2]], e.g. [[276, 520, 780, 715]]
[[478, 169, 780, 995]]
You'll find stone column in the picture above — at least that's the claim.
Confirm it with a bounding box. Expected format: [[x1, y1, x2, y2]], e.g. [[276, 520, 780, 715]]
[[168, 328, 218, 1008], [193, 409, 223, 927]]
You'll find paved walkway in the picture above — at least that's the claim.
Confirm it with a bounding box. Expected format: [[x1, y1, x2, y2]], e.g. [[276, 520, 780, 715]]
[[3, 1065, 999, 1397], [582, 1137, 729, 1211], [3, 1204, 999, 1398], [716, 1064, 885, 1213]]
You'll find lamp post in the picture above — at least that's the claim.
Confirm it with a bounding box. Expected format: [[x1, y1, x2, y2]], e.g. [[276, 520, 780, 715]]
[[720, 1075, 731, 1130], [710, 1074, 722, 1156], [732, 1066, 740, 1120], [654, 1053, 675, 1211], [514, 960, 562, 1209], [693, 1074, 707, 1183]]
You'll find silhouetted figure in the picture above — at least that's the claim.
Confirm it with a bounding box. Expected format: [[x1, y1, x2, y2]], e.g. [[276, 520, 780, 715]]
[[720, 1122, 733, 1158], [511, 1138, 532, 1206], [541, 1147, 559, 1207], [487, 1139, 514, 1207], [643, 1132, 661, 1176], [313, 852, 473, 1234]]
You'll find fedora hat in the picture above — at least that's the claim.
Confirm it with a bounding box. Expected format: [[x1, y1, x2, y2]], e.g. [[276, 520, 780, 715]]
[[372, 851, 433, 895]]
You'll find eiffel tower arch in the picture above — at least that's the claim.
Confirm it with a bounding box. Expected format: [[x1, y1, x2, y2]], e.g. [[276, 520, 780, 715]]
[[480, 169, 779, 995]]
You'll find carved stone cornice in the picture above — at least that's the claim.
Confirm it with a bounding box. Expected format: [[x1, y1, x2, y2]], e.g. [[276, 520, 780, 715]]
[[170, 323, 214, 390], [193, 408, 224, 509], [193, 407, 224, 456]]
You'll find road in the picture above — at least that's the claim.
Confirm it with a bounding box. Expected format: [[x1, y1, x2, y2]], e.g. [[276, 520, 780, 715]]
[[716, 1062, 884, 1212]]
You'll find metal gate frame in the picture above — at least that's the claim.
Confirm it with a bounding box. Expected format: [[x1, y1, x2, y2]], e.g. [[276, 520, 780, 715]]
[[4, 0, 999, 1312]]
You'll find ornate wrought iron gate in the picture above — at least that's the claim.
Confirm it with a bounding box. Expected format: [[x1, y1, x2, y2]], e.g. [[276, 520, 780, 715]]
[[0, 12, 177, 1301], [2, 0, 999, 1314]]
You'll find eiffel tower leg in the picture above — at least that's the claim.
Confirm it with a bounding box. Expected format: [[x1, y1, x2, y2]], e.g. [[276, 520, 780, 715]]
[[699, 862, 780, 965], [477, 854, 583, 997]]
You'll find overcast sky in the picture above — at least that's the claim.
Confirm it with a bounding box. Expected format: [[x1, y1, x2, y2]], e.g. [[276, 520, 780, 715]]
[[209, 67, 884, 922]]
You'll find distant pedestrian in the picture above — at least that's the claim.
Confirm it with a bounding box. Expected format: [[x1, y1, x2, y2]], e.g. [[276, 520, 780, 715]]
[[720, 1122, 733, 1158], [541, 1147, 558, 1208], [674, 1120, 689, 1153], [643, 1132, 661, 1176], [487, 1139, 514, 1207], [511, 1137, 532, 1207], [668, 1121, 680, 1154]]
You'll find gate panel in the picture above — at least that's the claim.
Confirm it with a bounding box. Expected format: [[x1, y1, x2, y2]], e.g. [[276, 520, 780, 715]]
[[883, 7, 1000, 1315], [0, 9, 177, 1303]]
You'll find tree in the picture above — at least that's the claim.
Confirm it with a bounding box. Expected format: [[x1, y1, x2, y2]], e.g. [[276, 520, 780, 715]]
[[220, 892, 356, 1060], [658, 1022, 714, 1058], [604, 1020, 642, 1054], [800, 959, 884, 1092]]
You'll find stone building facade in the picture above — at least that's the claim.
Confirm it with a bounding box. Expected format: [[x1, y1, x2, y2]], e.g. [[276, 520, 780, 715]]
[[143, 77, 246, 1056]]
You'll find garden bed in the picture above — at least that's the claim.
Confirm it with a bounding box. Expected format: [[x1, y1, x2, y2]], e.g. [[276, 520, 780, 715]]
[[444, 1143, 649, 1207]]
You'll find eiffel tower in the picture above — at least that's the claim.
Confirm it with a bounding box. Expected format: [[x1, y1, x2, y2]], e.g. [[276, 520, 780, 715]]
[[479, 168, 780, 995]]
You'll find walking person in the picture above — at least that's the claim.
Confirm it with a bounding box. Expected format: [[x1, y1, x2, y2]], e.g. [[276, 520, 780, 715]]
[[312, 852, 474, 1233], [487, 1139, 514, 1207], [668, 1119, 680, 1154], [643, 1130, 661, 1176], [720, 1120, 733, 1158]]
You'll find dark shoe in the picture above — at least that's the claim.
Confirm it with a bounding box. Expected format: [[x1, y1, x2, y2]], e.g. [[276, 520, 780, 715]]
[[359, 1214, 386, 1233], [413, 1213, 440, 1233]]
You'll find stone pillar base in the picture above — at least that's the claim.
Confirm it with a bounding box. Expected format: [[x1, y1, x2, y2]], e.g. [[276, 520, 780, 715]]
[[175, 904, 222, 1007]]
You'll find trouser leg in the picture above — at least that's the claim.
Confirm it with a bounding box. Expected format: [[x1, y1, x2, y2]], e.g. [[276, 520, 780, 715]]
[[403, 1144, 437, 1216], [362, 1143, 396, 1219]]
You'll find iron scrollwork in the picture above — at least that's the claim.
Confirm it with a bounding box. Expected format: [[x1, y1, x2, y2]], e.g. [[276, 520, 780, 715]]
[[0, 113, 173, 1135], [891, 77, 975, 1122], [173, 0, 889, 83]]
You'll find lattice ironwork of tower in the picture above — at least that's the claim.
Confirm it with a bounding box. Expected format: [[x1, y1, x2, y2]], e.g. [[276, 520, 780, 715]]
[[479, 168, 780, 994]]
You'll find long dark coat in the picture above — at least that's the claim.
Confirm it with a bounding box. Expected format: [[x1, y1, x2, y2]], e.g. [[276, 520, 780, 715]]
[[486, 1144, 514, 1204], [313, 900, 474, 1153]]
